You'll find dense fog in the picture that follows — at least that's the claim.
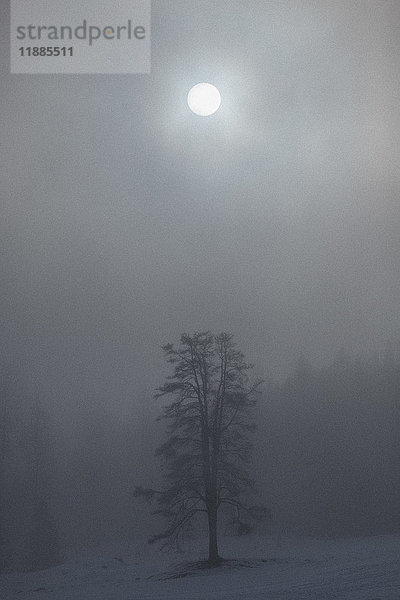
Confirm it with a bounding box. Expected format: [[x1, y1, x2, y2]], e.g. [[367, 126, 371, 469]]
[[1, 0, 399, 572], [1, 349, 399, 566]]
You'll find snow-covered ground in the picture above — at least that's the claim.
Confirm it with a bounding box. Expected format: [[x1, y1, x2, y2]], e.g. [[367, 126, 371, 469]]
[[1, 534, 399, 600]]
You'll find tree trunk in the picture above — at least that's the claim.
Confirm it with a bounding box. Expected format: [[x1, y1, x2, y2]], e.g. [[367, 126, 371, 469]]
[[207, 505, 221, 565]]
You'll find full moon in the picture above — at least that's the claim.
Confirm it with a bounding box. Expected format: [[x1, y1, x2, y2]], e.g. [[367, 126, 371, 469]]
[[187, 83, 221, 116]]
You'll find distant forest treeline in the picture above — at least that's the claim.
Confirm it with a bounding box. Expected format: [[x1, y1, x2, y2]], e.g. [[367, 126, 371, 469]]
[[258, 349, 400, 537], [1, 347, 399, 569]]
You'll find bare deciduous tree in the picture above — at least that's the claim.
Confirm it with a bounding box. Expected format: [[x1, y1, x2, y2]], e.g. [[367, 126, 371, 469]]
[[135, 331, 267, 565]]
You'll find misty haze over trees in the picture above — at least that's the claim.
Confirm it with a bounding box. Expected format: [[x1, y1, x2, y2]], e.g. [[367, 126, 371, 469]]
[[1, 341, 399, 570], [1, 2, 399, 596]]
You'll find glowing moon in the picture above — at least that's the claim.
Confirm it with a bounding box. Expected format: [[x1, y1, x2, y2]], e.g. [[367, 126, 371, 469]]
[[187, 83, 221, 116]]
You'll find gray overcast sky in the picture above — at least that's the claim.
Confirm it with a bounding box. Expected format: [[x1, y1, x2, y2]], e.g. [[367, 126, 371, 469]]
[[1, 1, 399, 419]]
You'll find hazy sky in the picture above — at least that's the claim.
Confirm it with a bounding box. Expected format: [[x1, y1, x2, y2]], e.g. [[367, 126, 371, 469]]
[[1, 0, 399, 422]]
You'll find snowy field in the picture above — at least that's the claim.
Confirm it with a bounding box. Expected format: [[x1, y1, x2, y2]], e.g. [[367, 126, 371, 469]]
[[1, 534, 399, 600]]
